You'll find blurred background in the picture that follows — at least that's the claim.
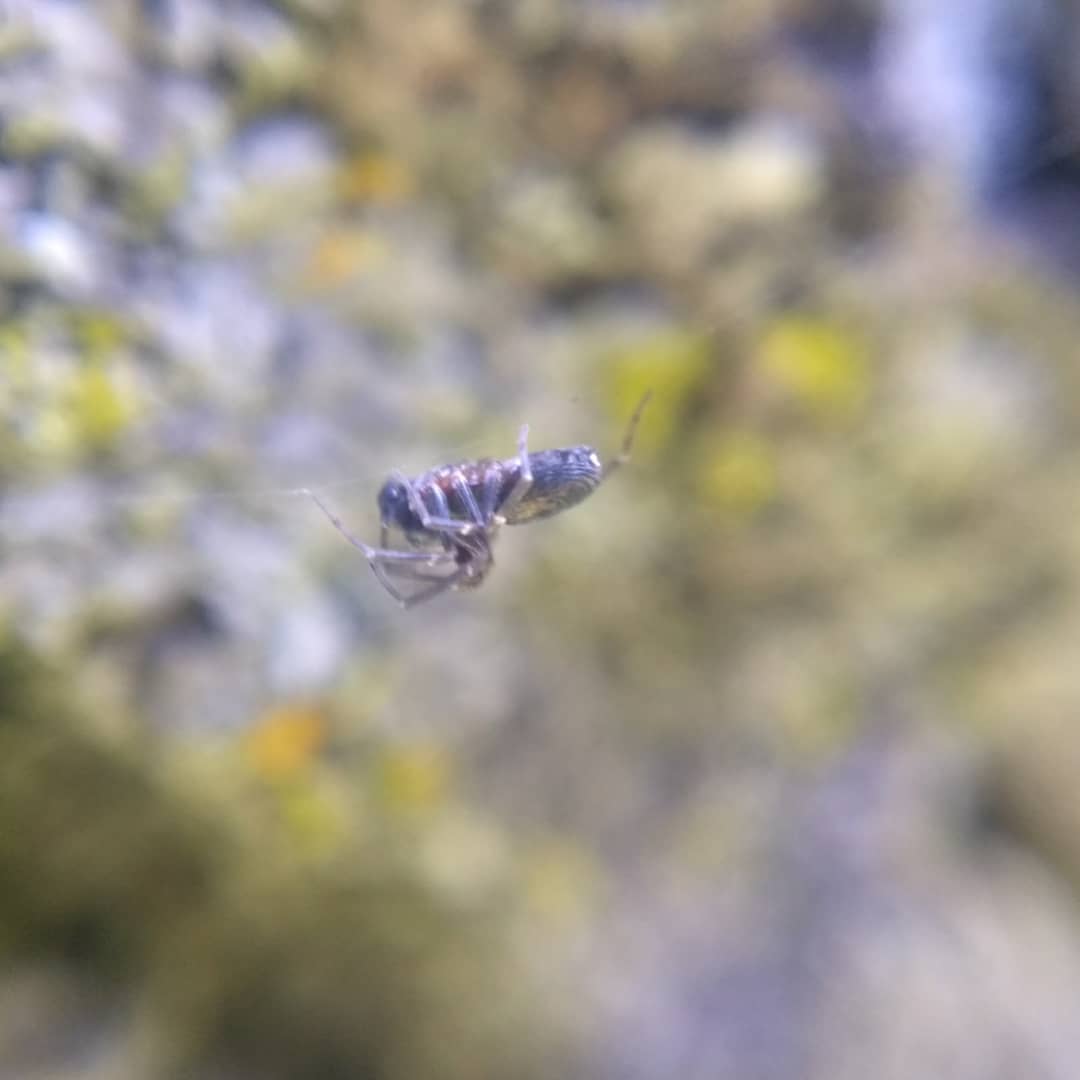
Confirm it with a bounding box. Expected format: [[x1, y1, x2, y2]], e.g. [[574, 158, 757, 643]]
[[5, 0, 1080, 1077]]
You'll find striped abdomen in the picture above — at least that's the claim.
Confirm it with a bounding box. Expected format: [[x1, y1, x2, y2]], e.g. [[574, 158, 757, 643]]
[[506, 446, 603, 524]]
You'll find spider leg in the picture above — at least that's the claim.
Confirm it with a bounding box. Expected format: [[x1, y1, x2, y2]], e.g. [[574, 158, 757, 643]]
[[450, 469, 488, 527], [392, 563, 474, 608], [480, 463, 503, 521], [366, 556, 459, 606], [305, 489, 461, 605], [366, 560, 457, 607], [305, 490, 453, 564], [367, 563, 427, 606], [391, 470, 484, 536], [370, 516, 496, 607], [378, 538, 494, 607], [494, 423, 533, 522], [602, 389, 652, 480]]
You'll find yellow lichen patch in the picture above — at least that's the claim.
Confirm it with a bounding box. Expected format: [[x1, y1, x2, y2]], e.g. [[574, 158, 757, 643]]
[[28, 404, 76, 460], [375, 744, 450, 816], [72, 310, 129, 360], [0, 322, 31, 378], [598, 329, 713, 452], [336, 152, 414, 205], [698, 429, 776, 515], [0, 325, 30, 417], [759, 316, 868, 420], [276, 782, 347, 859], [774, 674, 858, 763], [69, 363, 136, 452], [415, 811, 508, 902], [522, 837, 600, 927], [298, 228, 388, 291], [244, 703, 328, 781]]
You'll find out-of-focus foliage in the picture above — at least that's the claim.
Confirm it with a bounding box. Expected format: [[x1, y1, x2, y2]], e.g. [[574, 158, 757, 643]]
[[0, 639, 558, 1079]]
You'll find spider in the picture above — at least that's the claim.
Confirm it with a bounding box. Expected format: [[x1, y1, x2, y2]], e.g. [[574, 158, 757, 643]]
[[305, 392, 652, 608]]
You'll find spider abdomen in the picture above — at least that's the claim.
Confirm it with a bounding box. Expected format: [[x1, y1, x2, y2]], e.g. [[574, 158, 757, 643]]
[[507, 446, 603, 524]]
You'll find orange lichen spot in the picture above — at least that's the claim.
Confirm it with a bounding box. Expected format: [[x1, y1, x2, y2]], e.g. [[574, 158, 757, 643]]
[[336, 153, 414, 205], [300, 229, 387, 290], [244, 703, 328, 781]]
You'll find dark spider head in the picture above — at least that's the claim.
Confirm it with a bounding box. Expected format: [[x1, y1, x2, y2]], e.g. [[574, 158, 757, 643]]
[[377, 477, 422, 533]]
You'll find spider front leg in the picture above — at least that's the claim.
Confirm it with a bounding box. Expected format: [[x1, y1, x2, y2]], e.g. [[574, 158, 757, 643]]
[[305, 490, 451, 564], [373, 558, 472, 608], [393, 547, 493, 607], [304, 490, 455, 602], [377, 532, 495, 607], [395, 567, 469, 608], [494, 423, 533, 522]]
